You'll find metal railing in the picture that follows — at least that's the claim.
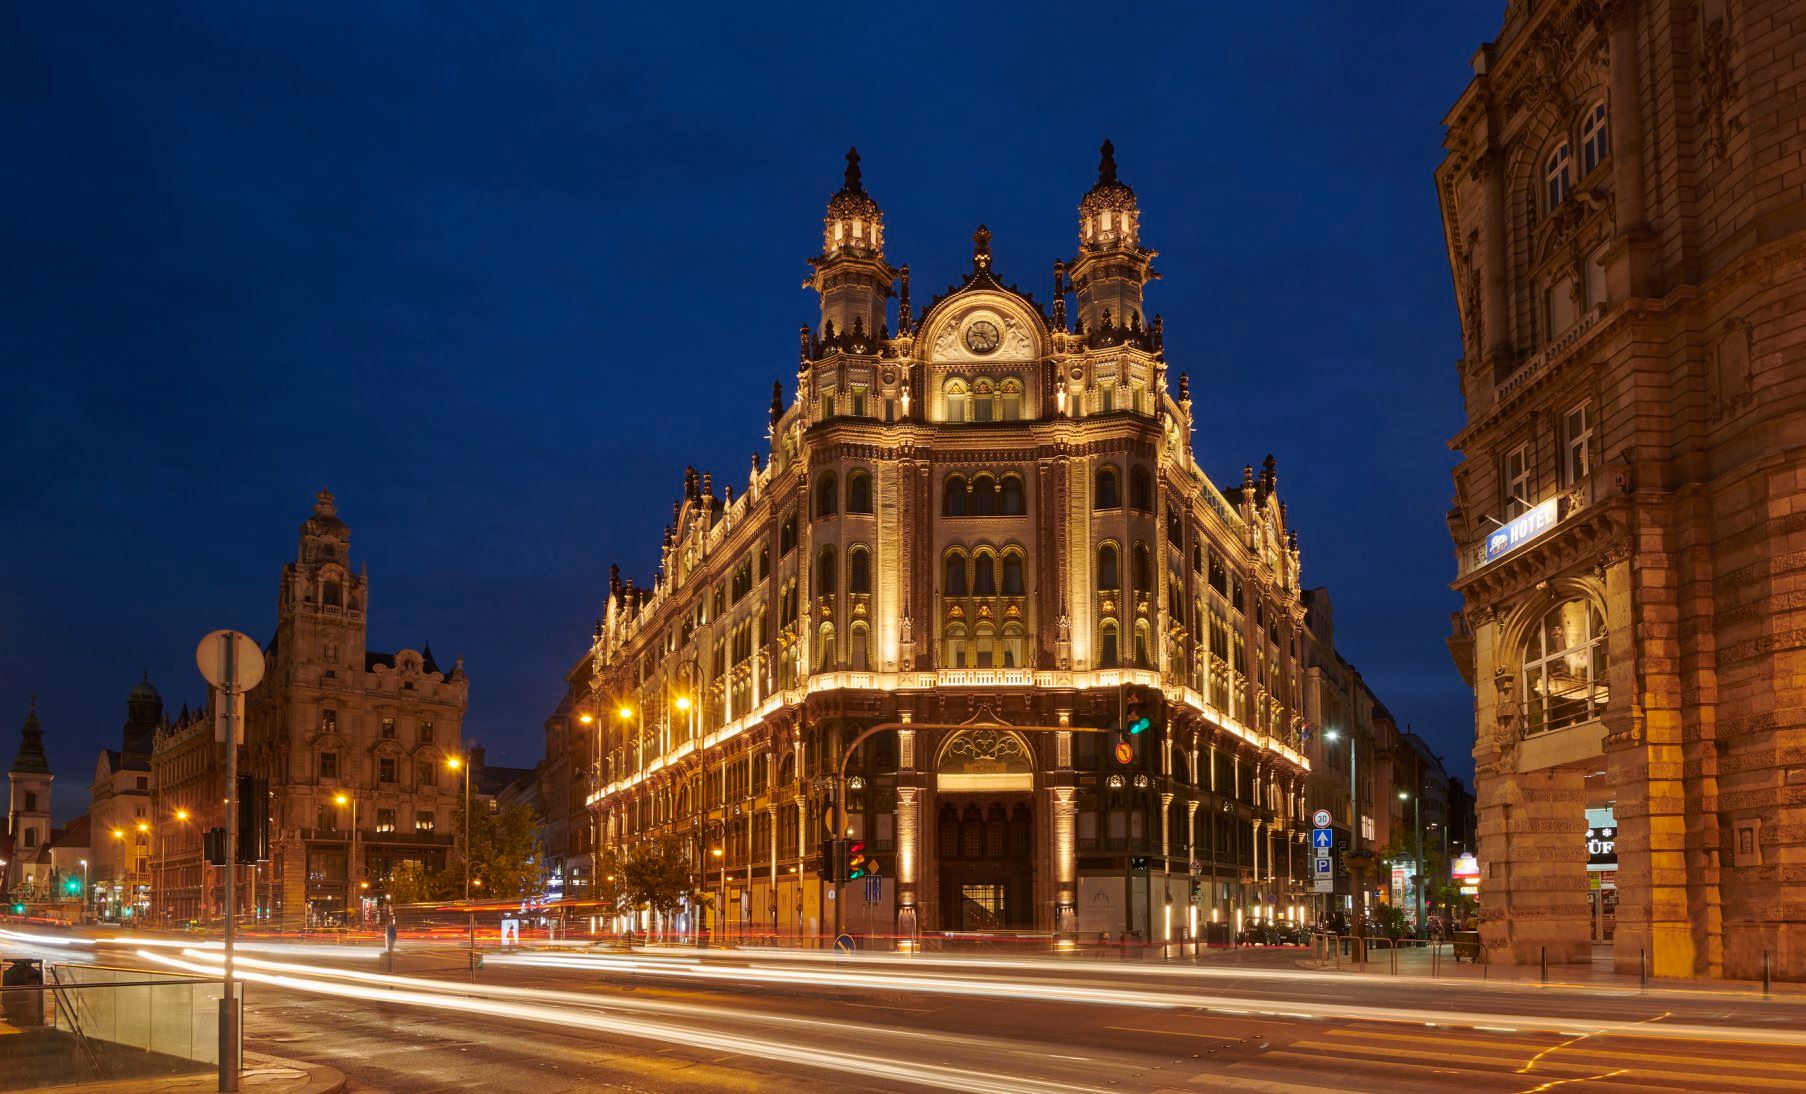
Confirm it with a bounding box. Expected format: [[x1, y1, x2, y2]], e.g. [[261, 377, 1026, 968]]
[[0, 960, 228, 1090]]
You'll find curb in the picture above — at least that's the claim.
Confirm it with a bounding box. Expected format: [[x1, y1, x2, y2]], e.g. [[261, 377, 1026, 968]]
[[245, 1050, 348, 1094]]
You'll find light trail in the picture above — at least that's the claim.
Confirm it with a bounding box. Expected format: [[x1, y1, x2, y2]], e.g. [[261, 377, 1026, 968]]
[[142, 948, 1106, 1094], [0, 929, 93, 948]]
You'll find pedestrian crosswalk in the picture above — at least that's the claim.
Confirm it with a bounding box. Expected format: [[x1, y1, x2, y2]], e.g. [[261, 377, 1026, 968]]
[[1219, 1022, 1806, 1091]]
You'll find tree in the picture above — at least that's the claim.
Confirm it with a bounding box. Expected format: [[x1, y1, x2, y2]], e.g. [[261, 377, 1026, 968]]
[[385, 860, 434, 905], [446, 799, 542, 901], [621, 833, 701, 924]]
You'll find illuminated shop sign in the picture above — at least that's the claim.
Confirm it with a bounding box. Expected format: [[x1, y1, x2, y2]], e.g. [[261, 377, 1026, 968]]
[[1485, 497, 1559, 564]]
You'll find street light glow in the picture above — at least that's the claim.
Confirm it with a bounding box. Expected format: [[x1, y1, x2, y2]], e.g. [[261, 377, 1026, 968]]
[[578, 713, 594, 724], [675, 696, 691, 711], [175, 809, 189, 822], [447, 756, 463, 770], [335, 793, 350, 806]]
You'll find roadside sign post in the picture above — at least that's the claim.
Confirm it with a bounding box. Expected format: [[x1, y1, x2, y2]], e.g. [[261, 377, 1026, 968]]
[[197, 630, 264, 1094]]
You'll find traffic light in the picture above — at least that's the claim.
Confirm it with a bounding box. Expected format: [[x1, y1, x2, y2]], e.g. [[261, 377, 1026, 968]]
[[1125, 687, 1152, 736], [204, 826, 229, 867], [846, 840, 874, 882], [817, 839, 840, 883], [9, 904, 22, 915], [236, 775, 269, 863], [63, 875, 82, 897]]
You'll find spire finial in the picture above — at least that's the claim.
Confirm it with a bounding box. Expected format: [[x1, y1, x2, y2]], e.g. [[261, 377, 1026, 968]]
[[973, 224, 992, 270], [843, 147, 863, 193], [1098, 139, 1118, 185]]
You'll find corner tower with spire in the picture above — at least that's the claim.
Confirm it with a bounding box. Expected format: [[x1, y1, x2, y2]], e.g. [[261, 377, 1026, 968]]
[[8, 699, 54, 863], [1068, 140, 1159, 336], [807, 148, 896, 354]]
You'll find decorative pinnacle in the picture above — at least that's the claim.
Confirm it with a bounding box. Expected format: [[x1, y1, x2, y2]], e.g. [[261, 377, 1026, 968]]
[[843, 147, 863, 193], [973, 224, 992, 270], [1098, 139, 1118, 185]]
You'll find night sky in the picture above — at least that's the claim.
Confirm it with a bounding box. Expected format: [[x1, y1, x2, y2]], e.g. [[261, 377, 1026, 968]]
[[4, 3, 1495, 821]]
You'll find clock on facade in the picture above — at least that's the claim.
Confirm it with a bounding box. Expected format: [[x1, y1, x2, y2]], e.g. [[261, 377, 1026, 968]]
[[964, 319, 1001, 354]]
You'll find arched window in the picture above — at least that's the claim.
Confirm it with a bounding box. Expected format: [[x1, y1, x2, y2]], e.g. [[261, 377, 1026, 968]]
[[1129, 465, 1152, 511], [1134, 620, 1152, 668], [972, 378, 997, 423], [1000, 475, 1026, 515], [1099, 620, 1120, 668], [943, 623, 967, 668], [817, 622, 836, 669], [1095, 465, 1121, 510], [1098, 544, 1120, 590], [943, 474, 969, 516], [973, 474, 998, 516], [1580, 100, 1609, 174], [815, 473, 838, 518], [1522, 599, 1609, 735], [944, 550, 968, 596], [849, 622, 870, 671], [1002, 623, 1026, 668], [1001, 552, 1025, 596], [848, 545, 871, 594], [1545, 141, 1572, 212], [780, 511, 797, 555], [1000, 378, 1024, 421], [1131, 542, 1152, 593], [973, 552, 997, 595], [846, 470, 872, 514], [1167, 510, 1184, 546], [974, 623, 996, 668], [944, 378, 969, 423], [816, 546, 837, 595]]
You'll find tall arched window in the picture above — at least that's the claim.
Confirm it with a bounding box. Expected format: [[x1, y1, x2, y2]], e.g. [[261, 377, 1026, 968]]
[[973, 474, 998, 516], [943, 474, 969, 516], [972, 378, 997, 423], [1580, 100, 1609, 174], [1000, 475, 1026, 515], [1131, 542, 1152, 593], [1129, 465, 1152, 511], [1095, 465, 1121, 510], [1167, 510, 1184, 546], [849, 622, 870, 671], [848, 545, 871, 594], [1133, 620, 1152, 668], [1002, 623, 1025, 668], [973, 552, 997, 595], [944, 550, 968, 596], [943, 623, 967, 668], [974, 623, 996, 668], [1522, 599, 1609, 735], [816, 546, 837, 595], [1097, 544, 1120, 590], [815, 473, 838, 518], [1545, 141, 1572, 212], [1000, 378, 1024, 421], [846, 470, 872, 513], [1099, 620, 1120, 668], [1001, 552, 1024, 595], [817, 622, 836, 669], [944, 378, 969, 423]]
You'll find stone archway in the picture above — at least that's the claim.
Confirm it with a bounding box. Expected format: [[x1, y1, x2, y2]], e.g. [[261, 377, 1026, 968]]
[[934, 728, 1037, 930]]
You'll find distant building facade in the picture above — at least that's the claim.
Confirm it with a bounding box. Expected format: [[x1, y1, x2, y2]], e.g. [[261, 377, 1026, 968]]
[[236, 490, 470, 927], [1438, 0, 1806, 977], [568, 147, 1319, 945], [5, 702, 54, 901], [86, 677, 159, 919]]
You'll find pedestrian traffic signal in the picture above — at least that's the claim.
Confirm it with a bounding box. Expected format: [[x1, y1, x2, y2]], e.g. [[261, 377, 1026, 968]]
[[817, 839, 837, 883], [1125, 687, 1152, 736], [204, 826, 229, 867]]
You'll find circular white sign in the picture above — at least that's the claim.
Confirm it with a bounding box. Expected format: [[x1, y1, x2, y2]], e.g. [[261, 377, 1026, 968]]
[[196, 629, 266, 693], [1312, 809, 1333, 829]]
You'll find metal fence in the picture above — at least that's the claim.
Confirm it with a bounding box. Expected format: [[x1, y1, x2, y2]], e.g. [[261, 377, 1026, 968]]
[[0, 959, 227, 1090]]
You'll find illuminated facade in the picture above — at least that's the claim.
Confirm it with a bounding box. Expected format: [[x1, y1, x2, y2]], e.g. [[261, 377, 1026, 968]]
[[569, 146, 1315, 944], [1439, 0, 1806, 977]]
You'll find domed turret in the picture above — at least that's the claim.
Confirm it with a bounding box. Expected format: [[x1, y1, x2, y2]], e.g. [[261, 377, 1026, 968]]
[[1079, 139, 1140, 250], [823, 147, 884, 259]]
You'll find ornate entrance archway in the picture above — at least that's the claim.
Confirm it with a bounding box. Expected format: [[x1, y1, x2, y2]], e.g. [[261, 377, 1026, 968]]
[[934, 728, 1036, 930]]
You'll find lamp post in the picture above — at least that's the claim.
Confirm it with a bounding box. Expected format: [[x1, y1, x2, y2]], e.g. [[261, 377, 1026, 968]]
[[333, 793, 359, 926], [675, 693, 707, 944], [79, 859, 89, 924], [134, 821, 150, 920], [1399, 787, 1425, 931], [447, 755, 475, 972], [164, 809, 191, 924]]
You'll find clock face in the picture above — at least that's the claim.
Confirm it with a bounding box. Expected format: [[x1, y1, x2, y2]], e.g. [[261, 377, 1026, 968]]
[[965, 319, 1001, 354]]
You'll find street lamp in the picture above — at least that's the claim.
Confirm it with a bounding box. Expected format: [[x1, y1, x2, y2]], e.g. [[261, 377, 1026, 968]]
[[1399, 788, 1424, 930], [80, 859, 89, 924], [333, 792, 360, 925], [447, 755, 475, 972]]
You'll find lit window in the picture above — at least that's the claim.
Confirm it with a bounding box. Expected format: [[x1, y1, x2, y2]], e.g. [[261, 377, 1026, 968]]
[[415, 811, 435, 833], [1562, 404, 1593, 485], [1522, 600, 1609, 735], [376, 809, 396, 834], [1504, 443, 1532, 518], [1580, 101, 1609, 174], [1545, 142, 1572, 211]]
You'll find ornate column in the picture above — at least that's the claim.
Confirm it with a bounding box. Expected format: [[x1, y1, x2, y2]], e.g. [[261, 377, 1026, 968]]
[[1160, 791, 1173, 859], [1052, 786, 1077, 935]]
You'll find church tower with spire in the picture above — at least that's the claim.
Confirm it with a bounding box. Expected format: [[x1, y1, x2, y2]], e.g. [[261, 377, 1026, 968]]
[[8, 700, 54, 864]]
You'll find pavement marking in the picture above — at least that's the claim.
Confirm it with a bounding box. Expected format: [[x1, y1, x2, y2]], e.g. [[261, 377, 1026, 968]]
[[1321, 1027, 1806, 1073], [1291, 1039, 1806, 1089], [1106, 1025, 1237, 1041]]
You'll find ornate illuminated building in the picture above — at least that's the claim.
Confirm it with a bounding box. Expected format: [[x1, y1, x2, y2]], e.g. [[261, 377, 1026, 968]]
[[1439, 1, 1806, 977], [566, 145, 1317, 943]]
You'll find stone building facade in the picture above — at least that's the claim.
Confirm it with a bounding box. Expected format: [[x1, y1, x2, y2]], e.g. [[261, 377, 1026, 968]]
[[570, 146, 1316, 946], [1438, 0, 1806, 977], [86, 677, 159, 919], [5, 703, 55, 901], [239, 490, 470, 927]]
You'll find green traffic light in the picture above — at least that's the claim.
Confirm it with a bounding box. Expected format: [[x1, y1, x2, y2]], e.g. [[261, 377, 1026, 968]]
[[1129, 716, 1151, 735]]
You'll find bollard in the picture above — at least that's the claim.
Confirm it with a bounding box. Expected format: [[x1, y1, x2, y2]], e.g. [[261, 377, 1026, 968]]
[[1764, 950, 1771, 1000], [1541, 946, 1548, 984], [1391, 942, 1398, 975], [1640, 948, 1647, 991]]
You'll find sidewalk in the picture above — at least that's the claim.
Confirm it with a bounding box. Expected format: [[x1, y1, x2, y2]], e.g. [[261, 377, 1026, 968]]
[[1301, 940, 1806, 1000], [14, 1051, 344, 1094]]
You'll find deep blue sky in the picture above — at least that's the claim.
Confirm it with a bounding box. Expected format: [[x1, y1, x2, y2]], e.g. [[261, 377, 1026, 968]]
[[4, 3, 1495, 820]]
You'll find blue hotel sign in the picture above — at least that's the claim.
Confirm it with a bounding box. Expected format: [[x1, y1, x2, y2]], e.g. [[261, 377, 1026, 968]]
[[1485, 498, 1559, 564]]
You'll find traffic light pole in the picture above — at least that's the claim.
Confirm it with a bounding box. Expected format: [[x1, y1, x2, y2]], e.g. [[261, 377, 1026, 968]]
[[219, 660, 241, 1092]]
